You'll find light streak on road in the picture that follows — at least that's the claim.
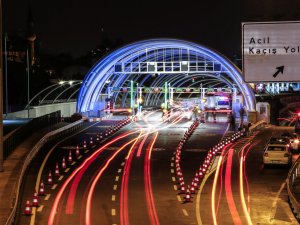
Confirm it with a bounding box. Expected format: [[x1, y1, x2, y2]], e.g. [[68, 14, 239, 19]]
[[48, 130, 139, 225], [211, 143, 232, 225], [225, 149, 242, 225], [137, 132, 149, 157], [211, 155, 223, 225], [85, 137, 139, 225], [239, 142, 253, 225], [144, 131, 160, 225], [120, 130, 143, 225], [65, 130, 137, 215]]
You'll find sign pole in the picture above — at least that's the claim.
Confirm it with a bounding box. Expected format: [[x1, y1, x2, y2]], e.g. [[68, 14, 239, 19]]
[[0, 0, 4, 171]]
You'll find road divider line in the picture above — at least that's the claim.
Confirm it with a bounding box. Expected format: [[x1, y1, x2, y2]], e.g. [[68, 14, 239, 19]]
[[37, 205, 44, 212], [78, 155, 82, 159], [51, 184, 57, 190], [84, 150, 89, 153], [112, 209, 116, 216], [177, 195, 181, 202], [171, 157, 174, 160], [171, 169, 174, 173], [64, 168, 70, 173], [30, 207, 36, 225], [171, 163, 174, 167], [113, 185, 118, 190], [115, 176, 119, 182], [172, 177, 176, 182], [112, 195, 116, 201], [121, 162, 125, 166], [58, 175, 64, 181], [44, 194, 50, 201], [118, 169, 122, 173], [182, 209, 189, 216], [71, 161, 76, 165], [174, 185, 178, 190]]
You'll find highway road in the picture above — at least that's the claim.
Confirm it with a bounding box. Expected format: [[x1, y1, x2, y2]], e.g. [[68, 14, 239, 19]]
[[16, 112, 298, 225]]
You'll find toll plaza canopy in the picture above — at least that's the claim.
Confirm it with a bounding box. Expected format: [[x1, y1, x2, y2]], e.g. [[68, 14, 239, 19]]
[[77, 39, 255, 113]]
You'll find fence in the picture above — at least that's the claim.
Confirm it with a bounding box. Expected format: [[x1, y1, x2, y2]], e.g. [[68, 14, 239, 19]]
[[287, 157, 300, 221], [3, 111, 61, 160], [5, 119, 84, 225]]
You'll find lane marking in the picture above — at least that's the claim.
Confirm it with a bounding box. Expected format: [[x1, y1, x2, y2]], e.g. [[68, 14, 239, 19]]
[[172, 177, 176, 182], [84, 150, 89, 153], [51, 184, 57, 190], [118, 169, 122, 173], [64, 168, 70, 173], [174, 185, 178, 190], [269, 182, 286, 222], [77, 155, 82, 159], [121, 162, 125, 166], [171, 169, 174, 173], [112, 195, 116, 201], [58, 175, 64, 181], [37, 205, 44, 212], [171, 163, 174, 167], [182, 209, 189, 216], [112, 209, 116, 216], [177, 195, 181, 202], [115, 176, 119, 182], [44, 194, 50, 201], [30, 207, 36, 225], [113, 185, 118, 190], [171, 157, 174, 160], [71, 161, 76, 165]]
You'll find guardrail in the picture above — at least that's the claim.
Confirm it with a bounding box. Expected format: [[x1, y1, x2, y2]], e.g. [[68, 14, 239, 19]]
[[5, 119, 84, 225], [3, 111, 61, 160], [287, 156, 300, 221], [249, 119, 267, 134]]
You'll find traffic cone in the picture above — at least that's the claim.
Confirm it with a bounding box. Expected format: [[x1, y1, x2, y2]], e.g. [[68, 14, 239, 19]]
[[90, 137, 93, 145], [83, 140, 87, 148], [32, 192, 39, 207], [76, 145, 80, 157], [191, 185, 196, 194], [62, 157, 66, 169], [24, 200, 31, 215], [55, 163, 60, 176], [179, 185, 186, 194], [184, 192, 192, 203], [47, 171, 53, 185], [39, 180, 45, 196], [96, 134, 100, 141], [68, 150, 73, 163]]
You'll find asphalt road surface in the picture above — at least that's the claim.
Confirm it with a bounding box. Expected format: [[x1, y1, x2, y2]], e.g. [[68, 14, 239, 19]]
[[16, 112, 298, 225]]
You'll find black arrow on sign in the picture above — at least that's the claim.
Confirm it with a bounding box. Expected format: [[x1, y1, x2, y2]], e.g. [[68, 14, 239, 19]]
[[273, 66, 284, 78]]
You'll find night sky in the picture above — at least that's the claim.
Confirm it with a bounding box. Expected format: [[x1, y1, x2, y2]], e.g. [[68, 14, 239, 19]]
[[5, 0, 300, 59]]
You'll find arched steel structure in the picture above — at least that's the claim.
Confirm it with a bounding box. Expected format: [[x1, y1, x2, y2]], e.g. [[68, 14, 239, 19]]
[[77, 39, 255, 112], [25, 81, 81, 109]]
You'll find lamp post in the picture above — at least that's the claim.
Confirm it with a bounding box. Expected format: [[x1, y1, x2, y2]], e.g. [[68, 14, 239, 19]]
[[26, 49, 30, 118], [0, 0, 4, 171]]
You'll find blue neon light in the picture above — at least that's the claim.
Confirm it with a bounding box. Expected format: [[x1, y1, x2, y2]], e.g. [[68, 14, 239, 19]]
[[77, 39, 255, 112]]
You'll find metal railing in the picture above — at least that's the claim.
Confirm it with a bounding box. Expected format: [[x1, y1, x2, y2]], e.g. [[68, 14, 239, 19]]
[[3, 111, 61, 160], [5, 119, 84, 225], [249, 119, 267, 134], [287, 157, 300, 221]]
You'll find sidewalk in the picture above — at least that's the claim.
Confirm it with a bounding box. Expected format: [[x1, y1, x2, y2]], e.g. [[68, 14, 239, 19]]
[[0, 122, 67, 225]]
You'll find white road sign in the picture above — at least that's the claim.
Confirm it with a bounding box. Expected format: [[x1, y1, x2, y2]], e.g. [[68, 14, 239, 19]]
[[242, 21, 300, 82]]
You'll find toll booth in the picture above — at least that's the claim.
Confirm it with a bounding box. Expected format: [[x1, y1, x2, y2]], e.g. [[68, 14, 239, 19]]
[[256, 102, 270, 124]]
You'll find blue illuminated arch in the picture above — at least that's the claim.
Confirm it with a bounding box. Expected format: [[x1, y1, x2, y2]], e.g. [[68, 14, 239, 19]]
[[77, 39, 255, 112]]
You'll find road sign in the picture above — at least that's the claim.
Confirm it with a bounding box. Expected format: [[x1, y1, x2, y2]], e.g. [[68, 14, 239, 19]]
[[242, 21, 300, 82]]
